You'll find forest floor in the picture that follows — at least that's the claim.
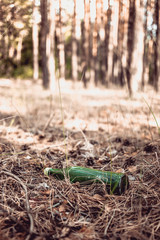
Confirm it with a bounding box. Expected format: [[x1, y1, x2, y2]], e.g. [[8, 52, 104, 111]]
[[0, 78, 160, 240]]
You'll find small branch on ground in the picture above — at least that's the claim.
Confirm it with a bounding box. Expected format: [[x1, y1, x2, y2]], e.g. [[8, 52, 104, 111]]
[[1, 170, 35, 239]]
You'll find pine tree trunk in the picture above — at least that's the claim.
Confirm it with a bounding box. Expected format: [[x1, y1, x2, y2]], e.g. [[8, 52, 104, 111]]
[[72, 0, 78, 82], [9, 35, 15, 58], [47, 0, 56, 91], [90, 0, 99, 86], [127, 0, 145, 97], [32, 0, 39, 81], [98, 0, 107, 85], [105, 2, 111, 83], [107, 0, 119, 83], [40, 0, 49, 88], [16, 32, 24, 63], [141, 0, 148, 90], [153, 0, 160, 91], [83, 0, 90, 87], [9, 4, 16, 60], [103, 0, 109, 86], [120, 0, 129, 86], [99, 0, 107, 85], [158, 0, 160, 86], [0, 0, 6, 73], [59, 0, 65, 80]]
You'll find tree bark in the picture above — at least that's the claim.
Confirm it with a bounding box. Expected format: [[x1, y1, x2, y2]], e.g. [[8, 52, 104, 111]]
[[153, 0, 160, 91], [58, 0, 65, 80], [32, 0, 39, 81], [107, 0, 119, 83], [99, 0, 107, 85], [40, 0, 49, 88], [47, 0, 56, 91], [158, 0, 160, 86], [72, 0, 78, 82], [120, 0, 129, 86], [0, 0, 6, 73], [141, 0, 148, 90], [127, 0, 145, 97], [83, 0, 90, 87], [90, 0, 99, 86], [16, 31, 24, 63]]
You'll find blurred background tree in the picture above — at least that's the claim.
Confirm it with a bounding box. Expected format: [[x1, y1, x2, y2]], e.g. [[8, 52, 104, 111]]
[[0, 0, 32, 78], [32, 0, 39, 81], [0, 0, 160, 96]]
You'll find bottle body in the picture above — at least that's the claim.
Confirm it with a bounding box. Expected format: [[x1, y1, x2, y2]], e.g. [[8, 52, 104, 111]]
[[44, 166, 129, 195]]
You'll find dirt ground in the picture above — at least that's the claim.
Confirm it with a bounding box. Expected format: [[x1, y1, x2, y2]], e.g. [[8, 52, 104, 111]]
[[0, 78, 160, 240]]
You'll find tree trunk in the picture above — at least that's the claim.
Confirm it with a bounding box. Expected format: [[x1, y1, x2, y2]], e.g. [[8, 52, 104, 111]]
[[158, 0, 160, 86], [102, 0, 109, 86], [99, 0, 107, 85], [120, 0, 129, 86], [9, 35, 15, 59], [105, 2, 111, 83], [127, 0, 145, 97], [9, 3, 16, 59], [0, 0, 6, 73], [47, 0, 56, 91], [141, 0, 148, 90], [72, 0, 78, 82], [94, 0, 106, 86], [32, 0, 39, 81], [16, 31, 24, 63], [153, 0, 160, 91], [107, 0, 119, 83], [83, 0, 90, 87], [90, 0, 99, 86], [58, 0, 65, 80], [40, 0, 49, 88]]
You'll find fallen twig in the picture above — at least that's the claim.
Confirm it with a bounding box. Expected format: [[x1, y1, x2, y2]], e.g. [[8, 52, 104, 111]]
[[1, 170, 34, 239]]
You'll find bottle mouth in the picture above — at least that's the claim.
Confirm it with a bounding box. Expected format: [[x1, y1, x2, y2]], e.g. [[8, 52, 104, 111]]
[[105, 174, 129, 195], [119, 175, 129, 194]]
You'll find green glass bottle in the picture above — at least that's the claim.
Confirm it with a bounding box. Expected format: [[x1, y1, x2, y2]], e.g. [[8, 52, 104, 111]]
[[44, 166, 129, 195]]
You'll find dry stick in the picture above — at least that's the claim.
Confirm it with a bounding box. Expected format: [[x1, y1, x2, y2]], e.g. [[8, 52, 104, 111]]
[[1, 170, 34, 237], [0, 115, 19, 122], [104, 209, 115, 235], [79, 128, 89, 144], [43, 111, 55, 132]]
